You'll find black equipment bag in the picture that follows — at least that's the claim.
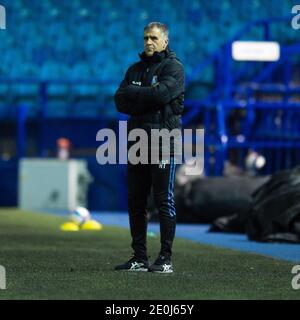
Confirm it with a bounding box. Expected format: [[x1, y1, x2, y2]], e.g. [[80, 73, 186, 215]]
[[245, 166, 300, 243]]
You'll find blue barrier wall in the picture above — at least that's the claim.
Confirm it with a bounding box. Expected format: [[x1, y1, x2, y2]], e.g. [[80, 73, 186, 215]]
[[0, 160, 18, 206]]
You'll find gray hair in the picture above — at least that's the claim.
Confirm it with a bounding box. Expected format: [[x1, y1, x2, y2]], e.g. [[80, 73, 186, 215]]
[[144, 22, 169, 38]]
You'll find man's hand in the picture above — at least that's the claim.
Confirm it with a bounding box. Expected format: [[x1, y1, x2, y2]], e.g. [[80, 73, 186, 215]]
[[122, 62, 184, 108]]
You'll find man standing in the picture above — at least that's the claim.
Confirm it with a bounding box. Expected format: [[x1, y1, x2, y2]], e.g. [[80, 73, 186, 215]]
[[114, 22, 184, 273]]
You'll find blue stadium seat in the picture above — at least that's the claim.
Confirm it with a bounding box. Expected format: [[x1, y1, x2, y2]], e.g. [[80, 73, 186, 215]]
[[0, 0, 298, 121]]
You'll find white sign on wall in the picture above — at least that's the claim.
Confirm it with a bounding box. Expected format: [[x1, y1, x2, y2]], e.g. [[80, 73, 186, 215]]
[[232, 41, 280, 62]]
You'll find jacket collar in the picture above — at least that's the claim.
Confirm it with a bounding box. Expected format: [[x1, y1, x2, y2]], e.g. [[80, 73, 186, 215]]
[[139, 47, 171, 64]]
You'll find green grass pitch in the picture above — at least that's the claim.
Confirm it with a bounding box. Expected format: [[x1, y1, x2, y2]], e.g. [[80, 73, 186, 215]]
[[0, 209, 299, 300]]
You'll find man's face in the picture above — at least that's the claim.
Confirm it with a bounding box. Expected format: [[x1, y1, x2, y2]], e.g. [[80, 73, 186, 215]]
[[144, 27, 168, 56]]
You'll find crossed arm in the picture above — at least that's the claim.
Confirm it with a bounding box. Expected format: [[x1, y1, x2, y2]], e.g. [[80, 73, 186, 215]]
[[114, 62, 184, 116]]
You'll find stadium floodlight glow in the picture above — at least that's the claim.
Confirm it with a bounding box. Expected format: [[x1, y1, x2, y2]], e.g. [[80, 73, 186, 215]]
[[232, 41, 280, 62]]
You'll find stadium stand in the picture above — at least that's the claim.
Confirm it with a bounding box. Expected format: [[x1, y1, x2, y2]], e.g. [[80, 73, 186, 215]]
[[0, 0, 299, 209], [0, 0, 298, 117]]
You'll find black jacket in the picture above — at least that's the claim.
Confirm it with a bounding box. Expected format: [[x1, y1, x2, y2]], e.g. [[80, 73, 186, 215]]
[[114, 48, 185, 155]]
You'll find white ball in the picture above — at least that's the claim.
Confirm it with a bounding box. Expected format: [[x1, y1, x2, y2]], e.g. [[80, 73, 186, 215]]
[[70, 207, 91, 225]]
